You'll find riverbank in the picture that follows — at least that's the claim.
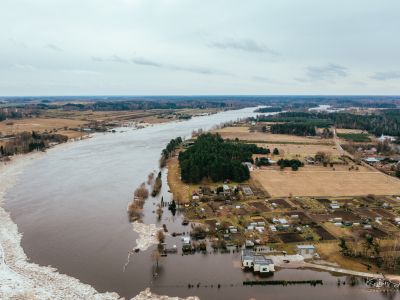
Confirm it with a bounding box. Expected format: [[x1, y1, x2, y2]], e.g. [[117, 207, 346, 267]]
[[166, 156, 191, 204]]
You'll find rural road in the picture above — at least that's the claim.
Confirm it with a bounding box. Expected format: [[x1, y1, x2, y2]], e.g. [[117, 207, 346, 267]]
[[333, 128, 346, 157]]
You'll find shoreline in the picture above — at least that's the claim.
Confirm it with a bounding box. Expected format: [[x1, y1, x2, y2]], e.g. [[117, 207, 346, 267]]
[[0, 152, 122, 299], [0, 136, 199, 299]]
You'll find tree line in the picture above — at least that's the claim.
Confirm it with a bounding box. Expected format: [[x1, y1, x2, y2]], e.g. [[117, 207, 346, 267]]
[[270, 123, 317, 136], [159, 136, 183, 167], [255, 110, 400, 137]]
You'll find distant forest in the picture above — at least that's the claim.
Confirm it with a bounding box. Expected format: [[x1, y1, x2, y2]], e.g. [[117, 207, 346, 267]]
[[178, 133, 267, 183], [256, 110, 400, 137]]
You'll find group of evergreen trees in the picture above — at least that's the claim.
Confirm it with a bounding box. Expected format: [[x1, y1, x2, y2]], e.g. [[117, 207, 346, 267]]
[[270, 123, 317, 136], [328, 110, 400, 137], [277, 159, 303, 171], [179, 133, 266, 183], [255, 106, 282, 113], [255, 157, 270, 167]]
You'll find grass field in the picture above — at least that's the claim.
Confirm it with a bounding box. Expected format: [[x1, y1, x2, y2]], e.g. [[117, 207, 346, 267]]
[[336, 128, 365, 134], [316, 243, 379, 273], [255, 143, 340, 158], [337, 133, 371, 142], [215, 126, 333, 145], [167, 156, 192, 203], [252, 164, 400, 197], [0, 118, 87, 138]]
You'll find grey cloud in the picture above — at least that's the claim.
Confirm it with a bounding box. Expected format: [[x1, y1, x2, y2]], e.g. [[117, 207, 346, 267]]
[[9, 38, 28, 49], [60, 69, 101, 75], [209, 39, 279, 55], [134, 57, 229, 75], [132, 57, 163, 67], [169, 65, 228, 75], [47, 44, 63, 52], [252, 76, 273, 82], [95, 55, 229, 76], [371, 71, 400, 81], [14, 63, 36, 70], [91, 56, 104, 62], [91, 55, 128, 63], [298, 63, 348, 82]]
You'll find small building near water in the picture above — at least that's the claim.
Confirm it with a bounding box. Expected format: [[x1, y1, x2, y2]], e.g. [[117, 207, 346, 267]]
[[296, 245, 316, 256], [241, 250, 275, 274], [253, 256, 275, 273]]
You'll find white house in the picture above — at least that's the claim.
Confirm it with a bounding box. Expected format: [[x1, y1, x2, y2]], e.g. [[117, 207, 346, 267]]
[[241, 250, 275, 273], [241, 249, 254, 268], [378, 134, 396, 142], [296, 245, 316, 256], [181, 236, 191, 245], [253, 256, 275, 273]]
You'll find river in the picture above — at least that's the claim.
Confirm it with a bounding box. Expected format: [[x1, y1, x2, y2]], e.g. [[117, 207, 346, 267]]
[[4, 107, 395, 300]]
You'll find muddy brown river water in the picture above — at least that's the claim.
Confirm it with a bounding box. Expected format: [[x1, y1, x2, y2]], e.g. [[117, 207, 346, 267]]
[[4, 107, 397, 299]]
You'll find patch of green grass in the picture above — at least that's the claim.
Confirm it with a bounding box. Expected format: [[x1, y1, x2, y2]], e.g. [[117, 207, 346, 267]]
[[337, 133, 371, 142]]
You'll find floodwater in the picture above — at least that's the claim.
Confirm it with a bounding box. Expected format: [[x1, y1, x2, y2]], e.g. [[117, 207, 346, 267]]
[[4, 107, 395, 300]]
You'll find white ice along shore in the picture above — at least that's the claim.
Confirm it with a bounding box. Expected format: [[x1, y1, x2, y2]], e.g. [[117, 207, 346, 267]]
[[0, 154, 199, 300]]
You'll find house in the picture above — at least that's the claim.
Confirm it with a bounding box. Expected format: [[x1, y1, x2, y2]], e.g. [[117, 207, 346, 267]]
[[241, 249, 254, 268], [240, 250, 275, 273], [253, 256, 275, 273], [306, 157, 315, 165], [245, 240, 255, 248], [278, 218, 288, 225], [242, 162, 254, 171], [378, 134, 396, 142], [181, 236, 192, 252], [223, 185, 231, 195], [181, 236, 191, 244], [296, 245, 316, 256], [364, 157, 381, 164], [241, 186, 253, 196], [330, 203, 340, 209]]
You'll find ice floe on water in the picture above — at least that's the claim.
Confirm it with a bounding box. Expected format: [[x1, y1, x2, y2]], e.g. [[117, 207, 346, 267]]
[[132, 288, 199, 300], [132, 222, 160, 251]]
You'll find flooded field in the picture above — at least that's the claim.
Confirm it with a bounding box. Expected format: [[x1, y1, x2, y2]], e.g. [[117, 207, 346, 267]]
[[3, 107, 396, 299]]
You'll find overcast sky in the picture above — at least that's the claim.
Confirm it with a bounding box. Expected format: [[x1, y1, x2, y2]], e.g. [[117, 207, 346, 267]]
[[1, 0, 400, 96]]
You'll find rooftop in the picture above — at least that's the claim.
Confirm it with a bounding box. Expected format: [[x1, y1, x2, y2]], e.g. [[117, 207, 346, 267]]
[[297, 245, 315, 250]]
